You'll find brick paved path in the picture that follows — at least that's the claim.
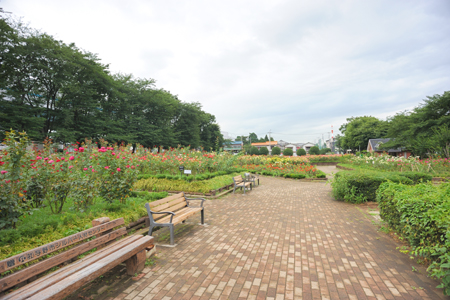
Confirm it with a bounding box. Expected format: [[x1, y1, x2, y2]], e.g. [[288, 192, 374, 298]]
[[114, 176, 447, 300]]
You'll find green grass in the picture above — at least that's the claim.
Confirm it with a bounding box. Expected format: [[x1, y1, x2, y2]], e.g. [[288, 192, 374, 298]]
[[0, 192, 167, 261]]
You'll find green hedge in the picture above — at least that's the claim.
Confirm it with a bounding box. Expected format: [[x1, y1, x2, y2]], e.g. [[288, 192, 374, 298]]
[[331, 170, 431, 203], [377, 182, 450, 295], [137, 169, 243, 182]]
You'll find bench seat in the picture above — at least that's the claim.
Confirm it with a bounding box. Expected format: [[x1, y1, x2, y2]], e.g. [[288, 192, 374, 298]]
[[0, 218, 153, 300], [145, 192, 205, 245]]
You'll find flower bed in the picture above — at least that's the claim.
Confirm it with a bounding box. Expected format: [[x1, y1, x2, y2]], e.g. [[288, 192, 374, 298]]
[[349, 154, 450, 176]]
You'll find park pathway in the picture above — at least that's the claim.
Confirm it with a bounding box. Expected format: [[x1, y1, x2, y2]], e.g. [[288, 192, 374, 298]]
[[105, 171, 446, 300]]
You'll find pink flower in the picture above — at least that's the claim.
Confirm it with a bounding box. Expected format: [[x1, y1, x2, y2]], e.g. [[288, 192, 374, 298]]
[[1, 170, 7, 174], [61, 157, 65, 161], [36, 156, 42, 160], [112, 152, 115, 155], [92, 169, 95, 172], [116, 155, 119, 159], [83, 167, 88, 171], [105, 166, 110, 169], [78, 147, 85, 152], [69, 156, 75, 161], [48, 160, 54, 164], [69, 165, 73, 169], [5, 180, 10, 183], [117, 167, 121, 172]]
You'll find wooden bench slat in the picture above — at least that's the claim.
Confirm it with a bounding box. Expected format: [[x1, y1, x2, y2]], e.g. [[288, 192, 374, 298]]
[[155, 207, 192, 223], [0, 227, 127, 293], [1, 235, 141, 300], [27, 236, 153, 300], [0, 218, 124, 273], [171, 208, 203, 225], [151, 196, 186, 212], [148, 192, 184, 208]]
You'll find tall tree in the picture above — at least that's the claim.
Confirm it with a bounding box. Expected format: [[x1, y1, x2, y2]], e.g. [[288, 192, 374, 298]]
[[339, 116, 388, 153]]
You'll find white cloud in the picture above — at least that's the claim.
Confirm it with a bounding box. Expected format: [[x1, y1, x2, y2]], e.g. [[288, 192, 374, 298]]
[[3, 0, 449, 142]]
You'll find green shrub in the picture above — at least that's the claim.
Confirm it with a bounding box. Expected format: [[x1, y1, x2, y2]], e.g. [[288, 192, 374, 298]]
[[319, 148, 331, 155], [377, 182, 450, 295], [250, 146, 259, 155], [271, 147, 281, 155], [308, 146, 320, 155], [283, 148, 294, 156], [284, 173, 306, 179], [259, 147, 269, 155], [331, 170, 417, 203], [297, 148, 306, 156]]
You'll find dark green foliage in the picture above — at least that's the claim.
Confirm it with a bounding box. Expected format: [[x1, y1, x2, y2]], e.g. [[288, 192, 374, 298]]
[[0, 18, 222, 148], [377, 182, 450, 295], [283, 148, 294, 156], [259, 147, 269, 155], [284, 173, 306, 179], [308, 146, 320, 155], [319, 148, 331, 155], [384, 92, 450, 158], [297, 148, 306, 156], [250, 146, 259, 155], [339, 116, 389, 153], [331, 170, 432, 203], [271, 147, 281, 155]]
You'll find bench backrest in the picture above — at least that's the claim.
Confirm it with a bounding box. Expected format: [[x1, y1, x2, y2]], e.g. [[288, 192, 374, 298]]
[[233, 175, 244, 184], [0, 218, 125, 293], [147, 192, 188, 221]]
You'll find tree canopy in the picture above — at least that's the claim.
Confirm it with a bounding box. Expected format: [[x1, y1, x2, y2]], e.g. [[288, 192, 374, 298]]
[[337, 91, 450, 158], [0, 18, 223, 150]]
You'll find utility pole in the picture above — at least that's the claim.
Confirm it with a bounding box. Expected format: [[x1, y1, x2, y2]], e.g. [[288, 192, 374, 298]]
[[268, 130, 272, 155]]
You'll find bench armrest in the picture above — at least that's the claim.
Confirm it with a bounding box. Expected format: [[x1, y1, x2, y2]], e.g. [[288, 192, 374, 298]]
[[185, 197, 205, 208], [151, 211, 175, 223]]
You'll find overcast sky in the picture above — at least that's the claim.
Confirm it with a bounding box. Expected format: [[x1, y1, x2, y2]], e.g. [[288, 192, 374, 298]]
[[3, 0, 450, 143]]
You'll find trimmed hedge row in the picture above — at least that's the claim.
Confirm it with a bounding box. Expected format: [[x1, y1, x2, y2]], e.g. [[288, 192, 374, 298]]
[[137, 169, 246, 182], [331, 170, 432, 203], [255, 170, 326, 179], [377, 182, 450, 295]]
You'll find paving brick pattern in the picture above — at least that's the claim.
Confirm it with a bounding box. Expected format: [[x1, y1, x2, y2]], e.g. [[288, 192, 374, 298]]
[[114, 176, 447, 300]]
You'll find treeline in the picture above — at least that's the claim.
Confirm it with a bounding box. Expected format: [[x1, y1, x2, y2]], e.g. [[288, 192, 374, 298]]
[[0, 17, 223, 150], [337, 91, 450, 158]]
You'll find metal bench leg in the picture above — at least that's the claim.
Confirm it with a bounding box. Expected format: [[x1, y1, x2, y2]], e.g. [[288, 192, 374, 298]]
[[148, 225, 155, 236], [170, 225, 175, 245], [201, 209, 204, 224]]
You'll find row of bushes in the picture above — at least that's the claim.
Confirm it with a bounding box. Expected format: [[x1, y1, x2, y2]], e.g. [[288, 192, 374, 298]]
[[377, 182, 450, 295], [255, 169, 326, 179], [137, 169, 246, 182], [331, 170, 432, 203]]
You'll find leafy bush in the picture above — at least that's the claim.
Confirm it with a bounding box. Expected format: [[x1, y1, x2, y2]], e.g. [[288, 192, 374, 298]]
[[271, 147, 281, 155], [259, 147, 269, 156], [250, 146, 259, 155], [330, 170, 429, 203], [283, 148, 294, 156], [284, 173, 306, 179], [377, 182, 450, 295], [297, 148, 306, 156], [319, 148, 331, 155], [308, 146, 320, 155]]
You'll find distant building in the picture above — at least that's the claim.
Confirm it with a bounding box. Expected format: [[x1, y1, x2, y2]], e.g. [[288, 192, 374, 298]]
[[251, 141, 278, 154], [223, 141, 243, 153], [367, 138, 411, 158]]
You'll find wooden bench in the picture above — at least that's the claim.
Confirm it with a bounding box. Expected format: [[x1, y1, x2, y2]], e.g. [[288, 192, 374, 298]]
[[0, 217, 153, 300], [233, 175, 252, 194], [145, 192, 205, 246], [245, 173, 260, 186]]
